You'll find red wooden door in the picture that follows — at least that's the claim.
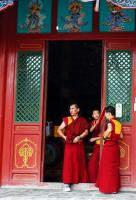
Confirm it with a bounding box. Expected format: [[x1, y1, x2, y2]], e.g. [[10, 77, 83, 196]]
[[2, 40, 46, 184], [102, 40, 136, 187]]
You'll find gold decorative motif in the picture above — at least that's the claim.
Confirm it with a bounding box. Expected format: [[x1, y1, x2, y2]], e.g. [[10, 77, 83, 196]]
[[15, 138, 37, 169], [120, 146, 125, 158], [119, 140, 129, 171], [19, 143, 33, 167]]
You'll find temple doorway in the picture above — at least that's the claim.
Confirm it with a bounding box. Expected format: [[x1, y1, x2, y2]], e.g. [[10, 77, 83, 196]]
[[44, 41, 102, 182]]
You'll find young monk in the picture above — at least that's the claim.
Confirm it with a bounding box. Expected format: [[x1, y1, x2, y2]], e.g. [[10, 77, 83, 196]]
[[57, 103, 89, 192], [87, 109, 101, 183], [96, 106, 123, 194]]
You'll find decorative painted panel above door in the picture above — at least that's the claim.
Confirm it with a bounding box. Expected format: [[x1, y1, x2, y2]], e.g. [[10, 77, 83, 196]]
[[17, 0, 52, 33], [99, 0, 135, 32], [57, 0, 93, 32]]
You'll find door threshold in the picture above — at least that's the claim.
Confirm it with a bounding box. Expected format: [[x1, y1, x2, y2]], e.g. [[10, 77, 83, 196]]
[[1, 183, 136, 191]]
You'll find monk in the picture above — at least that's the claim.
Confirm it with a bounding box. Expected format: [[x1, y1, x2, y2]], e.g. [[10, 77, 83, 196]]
[[57, 103, 89, 192], [96, 106, 123, 194], [87, 109, 101, 183]]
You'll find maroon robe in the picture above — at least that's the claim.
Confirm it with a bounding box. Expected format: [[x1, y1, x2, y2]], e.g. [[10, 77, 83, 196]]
[[96, 118, 122, 193], [62, 116, 89, 184], [87, 120, 100, 183]]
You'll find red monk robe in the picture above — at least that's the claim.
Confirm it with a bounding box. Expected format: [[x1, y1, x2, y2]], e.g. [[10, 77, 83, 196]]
[[87, 120, 100, 183], [96, 118, 122, 193], [63, 116, 89, 184]]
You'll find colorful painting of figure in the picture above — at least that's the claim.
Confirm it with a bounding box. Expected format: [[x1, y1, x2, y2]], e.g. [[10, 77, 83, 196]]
[[57, 0, 93, 33], [99, 0, 135, 32], [17, 0, 52, 33]]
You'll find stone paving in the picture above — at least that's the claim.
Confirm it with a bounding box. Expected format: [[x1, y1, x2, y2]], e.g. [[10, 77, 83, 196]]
[[0, 188, 136, 200]]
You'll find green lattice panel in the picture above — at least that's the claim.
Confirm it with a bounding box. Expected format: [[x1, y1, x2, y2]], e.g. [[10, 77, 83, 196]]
[[106, 50, 132, 122], [15, 51, 42, 122]]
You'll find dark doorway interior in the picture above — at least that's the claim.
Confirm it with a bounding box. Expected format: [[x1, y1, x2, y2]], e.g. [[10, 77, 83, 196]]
[[44, 41, 102, 182]]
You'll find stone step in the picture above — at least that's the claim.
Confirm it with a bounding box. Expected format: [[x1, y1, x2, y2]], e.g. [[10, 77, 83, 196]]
[[1, 183, 136, 192]]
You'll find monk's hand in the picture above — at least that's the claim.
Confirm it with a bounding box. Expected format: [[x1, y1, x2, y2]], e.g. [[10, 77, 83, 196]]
[[63, 136, 67, 141], [73, 136, 80, 143], [90, 138, 96, 142]]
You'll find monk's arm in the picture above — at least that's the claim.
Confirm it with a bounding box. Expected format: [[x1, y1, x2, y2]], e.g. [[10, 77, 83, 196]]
[[90, 121, 99, 132], [80, 129, 88, 139], [90, 125, 96, 132], [57, 122, 66, 141], [90, 136, 100, 142], [103, 123, 112, 139], [73, 129, 88, 143]]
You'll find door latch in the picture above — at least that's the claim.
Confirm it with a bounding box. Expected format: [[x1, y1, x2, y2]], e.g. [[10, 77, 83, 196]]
[[116, 103, 122, 118]]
